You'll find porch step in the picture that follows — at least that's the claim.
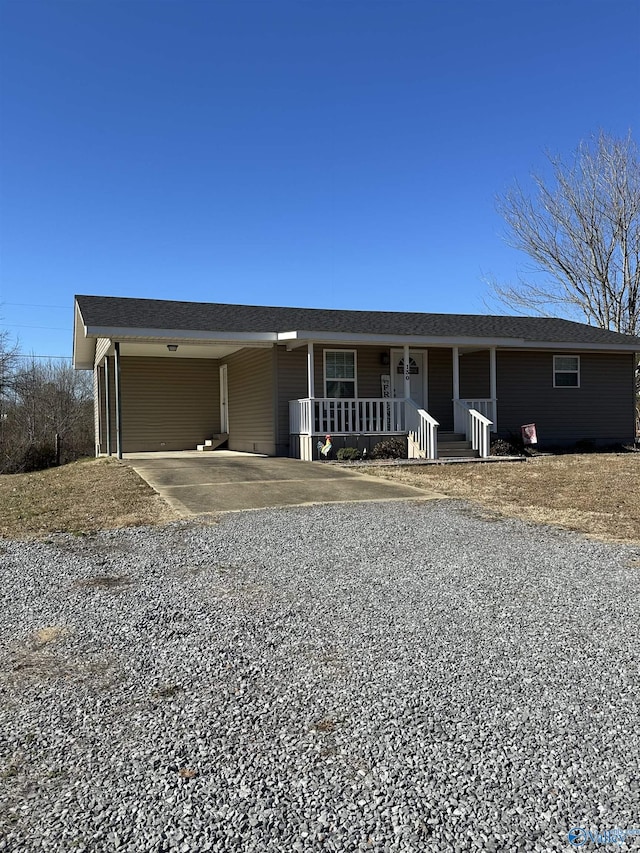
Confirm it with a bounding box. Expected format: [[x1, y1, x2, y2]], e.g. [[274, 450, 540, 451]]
[[438, 446, 480, 458], [196, 433, 228, 452], [437, 435, 479, 459]]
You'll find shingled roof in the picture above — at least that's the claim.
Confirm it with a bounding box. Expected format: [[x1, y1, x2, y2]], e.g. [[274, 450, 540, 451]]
[[75, 295, 640, 346]]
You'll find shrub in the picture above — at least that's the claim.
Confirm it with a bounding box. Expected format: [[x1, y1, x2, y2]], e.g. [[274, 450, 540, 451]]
[[490, 438, 521, 457], [336, 447, 363, 461], [19, 443, 58, 473], [371, 437, 407, 459]]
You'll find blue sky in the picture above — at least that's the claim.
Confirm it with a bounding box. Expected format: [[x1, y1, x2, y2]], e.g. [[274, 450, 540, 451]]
[[1, 0, 638, 358]]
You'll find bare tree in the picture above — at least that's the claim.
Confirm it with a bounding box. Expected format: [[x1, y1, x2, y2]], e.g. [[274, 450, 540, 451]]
[[1, 357, 94, 473], [0, 327, 20, 397], [492, 131, 640, 337]]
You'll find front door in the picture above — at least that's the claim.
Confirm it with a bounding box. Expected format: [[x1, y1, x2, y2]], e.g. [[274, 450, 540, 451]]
[[219, 364, 229, 433], [391, 350, 427, 408]]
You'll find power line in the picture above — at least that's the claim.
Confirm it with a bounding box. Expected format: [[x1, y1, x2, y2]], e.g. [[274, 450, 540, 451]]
[[3, 324, 70, 331], [15, 354, 72, 360], [2, 302, 70, 310]]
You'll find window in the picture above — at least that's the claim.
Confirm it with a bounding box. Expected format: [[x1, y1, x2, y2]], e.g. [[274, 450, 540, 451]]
[[324, 350, 356, 398], [554, 355, 580, 387]]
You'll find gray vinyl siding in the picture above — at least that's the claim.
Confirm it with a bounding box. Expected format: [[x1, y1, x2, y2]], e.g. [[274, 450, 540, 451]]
[[496, 350, 636, 445], [459, 349, 490, 399], [105, 357, 220, 453], [275, 347, 308, 456], [426, 348, 454, 431], [223, 348, 276, 455]]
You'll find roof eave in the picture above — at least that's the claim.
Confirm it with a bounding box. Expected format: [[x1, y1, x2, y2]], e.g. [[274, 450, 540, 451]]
[[84, 325, 279, 344], [276, 330, 640, 350]]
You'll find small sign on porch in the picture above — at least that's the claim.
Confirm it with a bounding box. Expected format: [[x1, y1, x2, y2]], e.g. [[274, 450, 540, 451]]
[[521, 423, 538, 445]]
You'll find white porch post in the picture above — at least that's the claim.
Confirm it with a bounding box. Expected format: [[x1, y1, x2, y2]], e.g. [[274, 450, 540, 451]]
[[489, 346, 497, 428], [403, 344, 411, 399], [307, 342, 315, 399]]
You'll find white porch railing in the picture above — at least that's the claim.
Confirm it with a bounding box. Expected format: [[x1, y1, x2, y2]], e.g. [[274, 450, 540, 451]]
[[405, 399, 439, 460], [453, 400, 493, 458], [290, 398, 406, 435], [454, 398, 497, 433]]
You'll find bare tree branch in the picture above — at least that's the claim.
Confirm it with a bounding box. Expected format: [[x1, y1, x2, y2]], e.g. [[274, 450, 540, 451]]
[[491, 131, 640, 337]]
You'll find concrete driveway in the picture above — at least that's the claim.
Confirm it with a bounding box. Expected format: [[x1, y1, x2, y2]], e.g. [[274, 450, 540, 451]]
[[124, 450, 441, 514]]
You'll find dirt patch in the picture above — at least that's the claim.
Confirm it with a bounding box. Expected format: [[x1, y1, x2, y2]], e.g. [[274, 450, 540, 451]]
[[367, 453, 640, 545], [74, 575, 132, 591], [32, 626, 69, 646], [0, 457, 178, 540]]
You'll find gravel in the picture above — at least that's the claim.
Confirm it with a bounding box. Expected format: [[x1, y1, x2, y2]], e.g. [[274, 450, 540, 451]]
[[1, 499, 639, 852]]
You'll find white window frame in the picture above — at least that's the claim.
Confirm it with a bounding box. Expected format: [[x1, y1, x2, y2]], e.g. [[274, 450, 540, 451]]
[[323, 349, 358, 398], [553, 355, 580, 388]]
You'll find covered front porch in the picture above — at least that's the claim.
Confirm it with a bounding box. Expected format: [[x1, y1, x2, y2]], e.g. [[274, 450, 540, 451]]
[[288, 342, 496, 461]]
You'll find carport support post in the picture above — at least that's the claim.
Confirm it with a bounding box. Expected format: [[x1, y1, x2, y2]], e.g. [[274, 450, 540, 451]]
[[114, 342, 123, 460], [104, 356, 112, 456]]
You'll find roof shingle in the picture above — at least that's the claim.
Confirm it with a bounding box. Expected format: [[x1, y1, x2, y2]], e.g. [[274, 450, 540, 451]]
[[75, 295, 640, 346]]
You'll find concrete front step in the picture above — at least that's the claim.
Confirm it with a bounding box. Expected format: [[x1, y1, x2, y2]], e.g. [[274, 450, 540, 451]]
[[196, 433, 229, 452]]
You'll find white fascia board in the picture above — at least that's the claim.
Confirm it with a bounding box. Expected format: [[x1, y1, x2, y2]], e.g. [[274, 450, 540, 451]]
[[73, 302, 95, 369], [276, 330, 640, 351], [504, 341, 640, 352], [277, 330, 528, 346], [85, 326, 278, 344]]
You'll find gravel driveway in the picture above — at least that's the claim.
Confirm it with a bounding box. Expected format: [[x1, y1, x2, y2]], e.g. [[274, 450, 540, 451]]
[[1, 500, 639, 852]]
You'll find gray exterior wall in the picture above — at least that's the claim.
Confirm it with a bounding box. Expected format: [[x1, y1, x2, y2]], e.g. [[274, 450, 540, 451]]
[[99, 356, 220, 453], [223, 348, 276, 455], [275, 346, 307, 456], [426, 347, 454, 431], [459, 349, 490, 399], [496, 350, 636, 445]]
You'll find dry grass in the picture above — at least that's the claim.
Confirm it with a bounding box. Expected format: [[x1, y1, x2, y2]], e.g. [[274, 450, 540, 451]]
[[0, 457, 178, 539], [369, 453, 640, 545], [2, 453, 639, 546]]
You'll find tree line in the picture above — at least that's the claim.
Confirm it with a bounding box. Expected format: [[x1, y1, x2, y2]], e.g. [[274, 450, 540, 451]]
[[0, 331, 94, 473]]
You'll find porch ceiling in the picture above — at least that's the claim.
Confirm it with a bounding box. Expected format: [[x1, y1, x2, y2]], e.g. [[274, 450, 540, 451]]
[[91, 339, 275, 364], [107, 340, 246, 360]]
